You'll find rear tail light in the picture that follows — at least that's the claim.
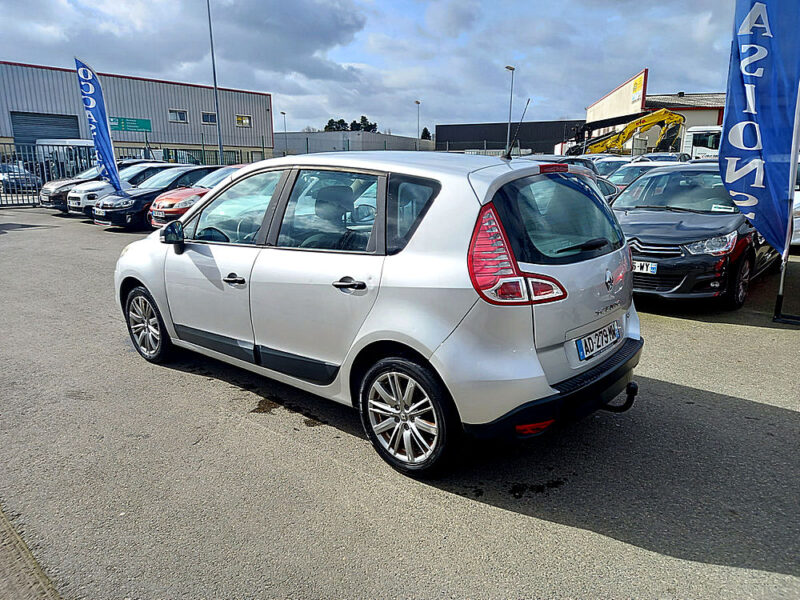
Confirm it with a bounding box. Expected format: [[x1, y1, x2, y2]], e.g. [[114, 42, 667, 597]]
[[538, 163, 569, 173], [468, 203, 567, 305]]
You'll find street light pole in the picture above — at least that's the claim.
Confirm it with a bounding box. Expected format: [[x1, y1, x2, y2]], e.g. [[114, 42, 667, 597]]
[[280, 111, 288, 156], [206, 0, 224, 164], [505, 65, 515, 154], [415, 100, 421, 139]]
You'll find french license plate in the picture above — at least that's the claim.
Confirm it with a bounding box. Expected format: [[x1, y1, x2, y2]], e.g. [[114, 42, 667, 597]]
[[94, 208, 105, 216], [632, 260, 658, 274], [152, 210, 165, 218], [576, 321, 620, 361], [69, 200, 81, 207]]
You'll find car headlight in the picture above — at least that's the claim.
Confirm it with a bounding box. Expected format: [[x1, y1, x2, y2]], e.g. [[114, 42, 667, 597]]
[[685, 231, 738, 256], [114, 198, 135, 208], [173, 194, 201, 209], [87, 193, 98, 200]]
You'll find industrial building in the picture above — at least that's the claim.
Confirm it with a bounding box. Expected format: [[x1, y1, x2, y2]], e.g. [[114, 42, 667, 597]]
[[434, 119, 585, 154], [272, 130, 434, 155], [0, 61, 274, 163], [576, 68, 724, 154]]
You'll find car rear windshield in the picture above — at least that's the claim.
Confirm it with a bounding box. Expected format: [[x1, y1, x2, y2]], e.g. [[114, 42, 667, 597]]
[[613, 170, 739, 213], [596, 160, 627, 177], [492, 172, 625, 265], [607, 165, 657, 185]]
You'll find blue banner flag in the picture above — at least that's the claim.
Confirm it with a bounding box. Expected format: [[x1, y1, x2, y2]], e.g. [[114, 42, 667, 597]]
[[719, 1, 800, 258], [74, 58, 125, 194]]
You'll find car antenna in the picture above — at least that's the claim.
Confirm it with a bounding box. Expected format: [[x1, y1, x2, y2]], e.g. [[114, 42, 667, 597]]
[[503, 98, 530, 161]]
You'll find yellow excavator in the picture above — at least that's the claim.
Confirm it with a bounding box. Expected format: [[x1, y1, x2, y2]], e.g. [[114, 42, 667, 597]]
[[576, 109, 685, 155]]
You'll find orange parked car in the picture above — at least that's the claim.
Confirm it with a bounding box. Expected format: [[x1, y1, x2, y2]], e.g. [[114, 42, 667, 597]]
[[149, 164, 244, 227]]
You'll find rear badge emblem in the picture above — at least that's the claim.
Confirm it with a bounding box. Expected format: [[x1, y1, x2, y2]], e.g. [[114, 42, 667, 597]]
[[605, 270, 613, 291]]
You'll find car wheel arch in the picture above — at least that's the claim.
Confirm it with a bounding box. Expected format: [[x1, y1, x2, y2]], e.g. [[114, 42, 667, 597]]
[[119, 276, 146, 308], [347, 340, 459, 422]]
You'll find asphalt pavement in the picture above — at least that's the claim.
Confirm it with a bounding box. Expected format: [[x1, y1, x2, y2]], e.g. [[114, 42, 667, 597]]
[[1, 208, 798, 599]]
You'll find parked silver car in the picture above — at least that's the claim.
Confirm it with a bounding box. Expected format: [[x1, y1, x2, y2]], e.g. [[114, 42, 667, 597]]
[[114, 152, 643, 475]]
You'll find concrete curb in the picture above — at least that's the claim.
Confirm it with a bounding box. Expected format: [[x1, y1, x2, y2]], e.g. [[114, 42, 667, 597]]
[[0, 504, 60, 600]]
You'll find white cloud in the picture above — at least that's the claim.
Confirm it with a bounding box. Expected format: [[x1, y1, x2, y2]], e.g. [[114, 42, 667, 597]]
[[0, 0, 735, 136]]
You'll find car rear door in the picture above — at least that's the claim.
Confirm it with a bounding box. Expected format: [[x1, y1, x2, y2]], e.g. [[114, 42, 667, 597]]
[[164, 169, 288, 361], [248, 168, 386, 384], [491, 171, 634, 385]]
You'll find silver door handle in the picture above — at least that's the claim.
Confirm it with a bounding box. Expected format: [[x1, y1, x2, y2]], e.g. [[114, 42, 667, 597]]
[[223, 273, 246, 285], [332, 276, 366, 290]]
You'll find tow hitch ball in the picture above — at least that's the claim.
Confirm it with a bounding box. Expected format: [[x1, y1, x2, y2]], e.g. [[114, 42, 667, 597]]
[[603, 381, 638, 413]]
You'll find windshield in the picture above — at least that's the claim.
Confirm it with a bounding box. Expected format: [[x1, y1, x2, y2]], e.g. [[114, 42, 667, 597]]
[[118, 163, 156, 182], [644, 155, 678, 162], [613, 170, 738, 213], [608, 165, 658, 185], [492, 172, 625, 265], [137, 167, 190, 189], [195, 166, 238, 189], [75, 166, 100, 179], [596, 160, 627, 177]]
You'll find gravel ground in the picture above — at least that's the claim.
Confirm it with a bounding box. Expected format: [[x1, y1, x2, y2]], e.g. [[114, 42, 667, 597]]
[[1, 208, 798, 600]]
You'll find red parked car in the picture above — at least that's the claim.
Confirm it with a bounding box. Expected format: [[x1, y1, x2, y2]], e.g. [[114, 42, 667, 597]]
[[149, 164, 244, 227]]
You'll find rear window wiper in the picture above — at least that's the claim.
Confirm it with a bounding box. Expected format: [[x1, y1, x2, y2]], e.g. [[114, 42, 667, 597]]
[[555, 237, 610, 254]]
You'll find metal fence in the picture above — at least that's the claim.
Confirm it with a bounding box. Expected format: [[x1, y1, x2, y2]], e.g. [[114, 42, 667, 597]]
[[0, 142, 247, 207], [3, 137, 434, 207]]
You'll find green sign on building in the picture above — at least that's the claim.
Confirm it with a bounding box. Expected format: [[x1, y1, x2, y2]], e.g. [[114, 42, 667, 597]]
[[109, 117, 152, 133]]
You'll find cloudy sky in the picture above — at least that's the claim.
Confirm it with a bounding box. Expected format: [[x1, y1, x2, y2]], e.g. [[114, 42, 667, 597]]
[[0, 0, 735, 136]]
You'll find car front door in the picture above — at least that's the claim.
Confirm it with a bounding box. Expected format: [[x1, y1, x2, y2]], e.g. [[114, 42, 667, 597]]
[[164, 169, 288, 362], [249, 168, 386, 384]]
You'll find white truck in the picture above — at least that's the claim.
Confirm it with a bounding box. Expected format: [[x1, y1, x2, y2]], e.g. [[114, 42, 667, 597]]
[[682, 126, 722, 160]]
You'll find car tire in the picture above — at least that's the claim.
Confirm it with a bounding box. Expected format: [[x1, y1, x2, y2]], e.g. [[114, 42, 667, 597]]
[[124, 286, 173, 363], [358, 357, 461, 477], [725, 255, 753, 310]]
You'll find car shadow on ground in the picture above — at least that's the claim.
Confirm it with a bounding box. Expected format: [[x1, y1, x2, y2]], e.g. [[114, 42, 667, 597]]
[[160, 350, 799, 577], [635, 252, 800, 329], [0, 222, 52, 235], [434, 375, 799, 578]]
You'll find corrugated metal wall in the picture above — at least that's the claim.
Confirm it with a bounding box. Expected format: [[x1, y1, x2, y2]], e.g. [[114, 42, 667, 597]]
[[435, 120, 585, 153], [0, 62, 273, 148]]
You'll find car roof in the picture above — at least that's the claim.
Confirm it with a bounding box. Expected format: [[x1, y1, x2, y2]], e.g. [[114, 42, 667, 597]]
[[596, 156, 630, 162], [238, 151, 563, 179]]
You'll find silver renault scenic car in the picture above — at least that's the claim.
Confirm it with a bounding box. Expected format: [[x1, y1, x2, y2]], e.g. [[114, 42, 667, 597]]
[[115, 152, 643, 476]]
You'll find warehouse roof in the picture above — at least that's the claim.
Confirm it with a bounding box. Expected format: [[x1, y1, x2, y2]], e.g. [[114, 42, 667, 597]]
[[645, 92, 725, 109]]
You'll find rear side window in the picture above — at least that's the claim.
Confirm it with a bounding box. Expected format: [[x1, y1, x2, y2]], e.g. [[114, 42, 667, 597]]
[[492, 173, 624, 265], [386, 174, 440, 254]]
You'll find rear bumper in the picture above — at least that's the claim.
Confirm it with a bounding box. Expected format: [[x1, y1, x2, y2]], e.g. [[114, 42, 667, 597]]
[[462, 337, 644, 439]]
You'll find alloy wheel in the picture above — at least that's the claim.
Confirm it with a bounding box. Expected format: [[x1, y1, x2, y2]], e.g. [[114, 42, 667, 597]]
[[367, 372, 439, 465], [737, 259, 751, 304], [128, 295, 161, 357]]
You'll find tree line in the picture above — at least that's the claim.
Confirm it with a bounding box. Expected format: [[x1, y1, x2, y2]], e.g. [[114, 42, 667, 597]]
[[322, 116, 431, 140]]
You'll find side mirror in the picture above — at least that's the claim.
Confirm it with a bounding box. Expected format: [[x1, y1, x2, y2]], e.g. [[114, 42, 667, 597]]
[[160, 220, 185, 254]]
